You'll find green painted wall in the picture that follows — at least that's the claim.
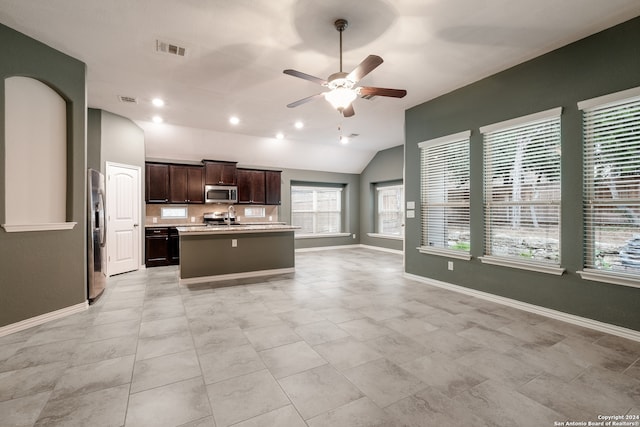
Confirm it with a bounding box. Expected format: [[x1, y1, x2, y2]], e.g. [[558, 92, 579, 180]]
[[359, 145, 404, 251], [0, 23, 87, 327], [404, 17, 640, 331]]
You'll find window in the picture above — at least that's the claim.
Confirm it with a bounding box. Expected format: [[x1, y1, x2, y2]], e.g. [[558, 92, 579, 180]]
[[376, 184, 404, 237], [579, 87, 640, 287], [419, 131, 471, 259], [481, 108, 563, 274], [244, 207, 266, 218], [161, 207, 188, 219], [291, 185, 343, 235]]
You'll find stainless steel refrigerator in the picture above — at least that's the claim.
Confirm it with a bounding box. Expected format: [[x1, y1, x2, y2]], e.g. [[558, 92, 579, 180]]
[[88, 168, 106, 302]]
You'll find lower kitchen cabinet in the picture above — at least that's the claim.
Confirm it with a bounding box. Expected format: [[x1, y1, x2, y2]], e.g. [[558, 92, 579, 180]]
[[145, 227, 180, 267], [169, 227, 180, 265]]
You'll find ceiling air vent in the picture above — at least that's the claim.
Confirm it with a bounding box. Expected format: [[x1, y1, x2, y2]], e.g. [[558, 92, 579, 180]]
[[118, 95, 138, 104], [155, 39, 186, 57]]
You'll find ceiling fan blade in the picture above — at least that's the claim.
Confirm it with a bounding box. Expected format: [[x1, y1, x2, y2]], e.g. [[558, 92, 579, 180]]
[[286, 93, 325, 108], [283, 69, 327, 86], [346, 55, 383, 83], [358, 86, 407, 98], [342, 104, 355, 117]]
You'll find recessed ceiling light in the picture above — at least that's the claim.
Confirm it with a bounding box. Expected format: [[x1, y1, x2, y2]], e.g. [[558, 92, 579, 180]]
[[152, 115, 163, 124], [152, 98, 165, 107], [294, 121, 304, 129], [229, 116, 240, 125], [276, 132, 284, 140]]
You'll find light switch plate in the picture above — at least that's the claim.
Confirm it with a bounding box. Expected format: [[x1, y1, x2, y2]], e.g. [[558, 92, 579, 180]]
[[231, 239, 237, 248], [406, 210, 415, 218], [407, 201, 415, 209]]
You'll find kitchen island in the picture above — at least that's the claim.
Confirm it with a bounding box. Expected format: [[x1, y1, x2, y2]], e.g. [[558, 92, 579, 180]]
[[176, 224, 299, 285]]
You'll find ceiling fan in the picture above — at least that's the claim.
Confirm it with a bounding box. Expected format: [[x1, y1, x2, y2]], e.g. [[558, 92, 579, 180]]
[[283, 19, 407, 118]]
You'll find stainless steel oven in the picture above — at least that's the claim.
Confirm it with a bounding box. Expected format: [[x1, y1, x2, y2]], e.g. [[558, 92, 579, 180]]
[[204, 185, 238, 203]]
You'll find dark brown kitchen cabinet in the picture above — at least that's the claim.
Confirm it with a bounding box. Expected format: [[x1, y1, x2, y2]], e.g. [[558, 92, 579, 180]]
[[237, 169, 265, 204], [168, 228, 180, 265], [145, 227, 169, 267], [204, 160, 237, 185], [265, 170, 282, 205], [145, 163, 169, 203], [145, 227, 180, 267], [169, 165, 204, 204]]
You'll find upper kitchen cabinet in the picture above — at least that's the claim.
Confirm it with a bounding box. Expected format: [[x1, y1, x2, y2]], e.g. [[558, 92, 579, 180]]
[[169, 165, 204, 204], [237, 168, 266, 204], [204, 160, 237, 185], [145, 163, 169, 203], [265, 170, 282, 205]]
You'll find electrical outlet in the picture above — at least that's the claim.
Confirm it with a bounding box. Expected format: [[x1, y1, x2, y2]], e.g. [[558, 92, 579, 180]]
[[231, 239, 238, 248], [352, 234, 356, 239], [269, 216, 273, 221], [152, 217, 158, 223], [448, 261, 454, 271], [190, 216, 195, 223]]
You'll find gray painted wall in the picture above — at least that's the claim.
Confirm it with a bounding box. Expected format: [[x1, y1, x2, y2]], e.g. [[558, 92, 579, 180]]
[[88, 109, 146, 265], [359, 145, 404, 251], [0, 23, 87, 327], [404, 17, 640, 331]]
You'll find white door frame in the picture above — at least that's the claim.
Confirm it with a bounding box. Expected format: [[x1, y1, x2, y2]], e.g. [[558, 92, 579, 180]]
[[105, 161, 142, 276]]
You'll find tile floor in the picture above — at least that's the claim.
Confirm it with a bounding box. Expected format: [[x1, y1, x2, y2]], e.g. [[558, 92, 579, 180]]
[[0, 248, 639, 427]]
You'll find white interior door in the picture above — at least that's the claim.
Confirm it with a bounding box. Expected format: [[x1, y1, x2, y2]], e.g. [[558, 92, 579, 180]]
[[106, 162, 141, 276]]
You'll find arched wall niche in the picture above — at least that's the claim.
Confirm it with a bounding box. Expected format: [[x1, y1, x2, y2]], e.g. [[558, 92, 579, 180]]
[[2, 75, 76, 232]]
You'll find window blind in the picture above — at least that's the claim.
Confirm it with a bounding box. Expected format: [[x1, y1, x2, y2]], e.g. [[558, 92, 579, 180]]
[[420, 134, 470, 253], [582, 94, 640, 275], [291, 186, 342, 234], [483, 112, 561, 264], [377, 185, 404, 236]]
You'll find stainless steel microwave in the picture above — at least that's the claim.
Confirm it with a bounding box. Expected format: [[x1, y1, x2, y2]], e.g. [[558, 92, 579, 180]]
[[204, 185, 238, 204]]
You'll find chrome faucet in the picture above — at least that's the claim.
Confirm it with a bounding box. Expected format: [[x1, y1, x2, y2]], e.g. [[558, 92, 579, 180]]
[[226, 205, 235, 225]]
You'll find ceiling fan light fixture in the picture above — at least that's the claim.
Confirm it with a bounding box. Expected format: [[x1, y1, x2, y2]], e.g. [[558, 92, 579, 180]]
[[325, 87, 357, 111]]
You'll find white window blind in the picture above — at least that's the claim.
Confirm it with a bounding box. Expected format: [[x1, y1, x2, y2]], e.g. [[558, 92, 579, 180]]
[[377, 185, 404, 236], [291, 185, 342, 234], [582, 92, 640, 277], [483, 109, 562, 265], [419, 132, 470, 254]]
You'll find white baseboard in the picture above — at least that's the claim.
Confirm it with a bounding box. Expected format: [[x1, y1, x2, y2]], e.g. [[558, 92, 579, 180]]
[[179, 267, 295, 286], [359, 244, 404, 255], [0, 301, 89, 338], [296, 244, 403, 255], [404, 273, 640, 342], [296, 244, 362, 253]]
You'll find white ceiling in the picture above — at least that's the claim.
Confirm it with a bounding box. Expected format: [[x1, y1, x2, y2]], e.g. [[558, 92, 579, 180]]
[[1, 0, 639, 173]]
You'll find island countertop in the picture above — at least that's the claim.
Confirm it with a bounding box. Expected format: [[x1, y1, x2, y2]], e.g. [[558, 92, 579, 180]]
[[176, 224, 300, 236]]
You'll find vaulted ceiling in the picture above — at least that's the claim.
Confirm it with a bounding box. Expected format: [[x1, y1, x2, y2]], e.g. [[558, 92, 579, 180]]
[[2, 0, 639, 173]]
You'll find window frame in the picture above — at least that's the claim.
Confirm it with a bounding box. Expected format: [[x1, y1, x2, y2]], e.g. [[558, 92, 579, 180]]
[[418, 130, 472, 260], [577, 86, 640, 288], [479, 107, 565, 275], [291, 184, 347, 238], [371, 182, 404, 240]]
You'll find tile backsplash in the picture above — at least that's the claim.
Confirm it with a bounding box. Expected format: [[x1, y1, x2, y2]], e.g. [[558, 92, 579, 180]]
[[145, 204, 280, 226]]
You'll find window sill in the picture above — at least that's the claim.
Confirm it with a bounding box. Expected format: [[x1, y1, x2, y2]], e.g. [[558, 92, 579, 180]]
[[295, 232, 351, 239], [578, 269, 640, 289], [367, 233, 403, 241], [417, 246, 471, 260], [2, 222, 77, 233], [479, 255, 565, 275]]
